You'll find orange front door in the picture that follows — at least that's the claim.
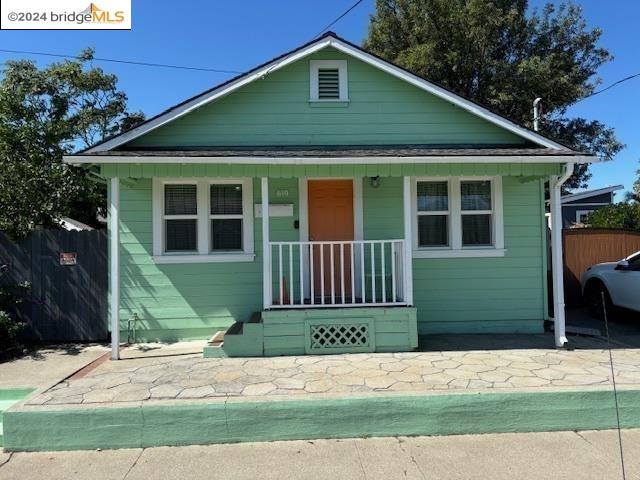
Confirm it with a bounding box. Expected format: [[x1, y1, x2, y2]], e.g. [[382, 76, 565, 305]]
[[308, 180, 354, 302]]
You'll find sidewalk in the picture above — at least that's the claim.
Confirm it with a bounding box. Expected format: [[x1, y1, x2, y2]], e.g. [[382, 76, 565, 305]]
[[0, 429, 636, 480]]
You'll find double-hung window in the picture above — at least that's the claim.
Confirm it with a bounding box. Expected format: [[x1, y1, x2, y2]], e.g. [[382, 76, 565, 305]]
[[413, 177, 504, 258], [153, 178, 254, 263]]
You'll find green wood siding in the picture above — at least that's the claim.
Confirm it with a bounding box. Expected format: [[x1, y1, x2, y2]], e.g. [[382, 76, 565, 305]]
[[362, 176, 547, 334], [118, 178, 300, 342], [126, 48, 526, 148], [101, 163, 563, 179], [261, 308, 418, 356], [116, 170, 548, 341]]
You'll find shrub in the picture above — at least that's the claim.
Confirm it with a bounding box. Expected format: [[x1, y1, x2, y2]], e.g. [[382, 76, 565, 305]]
[[0, 281, 29, 352], [588, 203, 640, 231]]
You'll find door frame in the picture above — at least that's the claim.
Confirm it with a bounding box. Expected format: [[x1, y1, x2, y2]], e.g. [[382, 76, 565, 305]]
[[298, 177, 364, 299]]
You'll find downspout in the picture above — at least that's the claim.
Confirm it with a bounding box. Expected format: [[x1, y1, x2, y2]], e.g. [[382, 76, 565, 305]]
[[549, 162, 574, 347]]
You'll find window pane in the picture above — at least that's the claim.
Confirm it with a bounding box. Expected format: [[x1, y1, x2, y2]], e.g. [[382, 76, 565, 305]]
[[165, 219, 197, 251], [211, 184, 243, 215], [461, 181, 491, 211], [462, 214, 492, 246], [165, 184, 197, 215], [211, 219, 243, 251], [418, 215, 448, 247], [417, 182, 448, 211]]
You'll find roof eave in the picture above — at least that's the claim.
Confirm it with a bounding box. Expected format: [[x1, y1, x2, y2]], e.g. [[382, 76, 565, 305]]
[[65, 154, 599, 165]]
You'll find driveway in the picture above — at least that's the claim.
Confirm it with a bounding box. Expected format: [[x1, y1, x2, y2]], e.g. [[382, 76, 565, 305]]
[[567, 307, 640, 348]]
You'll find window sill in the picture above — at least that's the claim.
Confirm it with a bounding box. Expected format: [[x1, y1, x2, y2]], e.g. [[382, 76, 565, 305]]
[[412, 248, 507, 259], [308, 100, 350, 107], [153, 253, 255, 264]]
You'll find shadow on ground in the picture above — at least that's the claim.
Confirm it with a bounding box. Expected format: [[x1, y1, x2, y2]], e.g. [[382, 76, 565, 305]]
[[421, 307, 640, 351]]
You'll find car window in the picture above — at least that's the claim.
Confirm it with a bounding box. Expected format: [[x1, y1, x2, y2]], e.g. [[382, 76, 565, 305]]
[[628, 253, 640, 271]]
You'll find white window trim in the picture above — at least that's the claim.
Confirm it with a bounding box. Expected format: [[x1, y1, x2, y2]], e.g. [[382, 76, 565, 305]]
[[309, 60, 349, 102], [152, 178, 254, 263], [411, 176, 505, 258], [575, 209, 594, 224]]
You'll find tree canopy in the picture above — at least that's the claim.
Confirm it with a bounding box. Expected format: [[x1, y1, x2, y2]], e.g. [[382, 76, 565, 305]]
[[626, 161, 640, 203], [364, 0, 624, 189], [588, 203, 640, 231], [0, 49, 144, 240]]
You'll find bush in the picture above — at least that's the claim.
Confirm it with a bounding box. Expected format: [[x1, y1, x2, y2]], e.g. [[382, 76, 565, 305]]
[[587, 203, 640, 231], [0, 281, 29, 352]]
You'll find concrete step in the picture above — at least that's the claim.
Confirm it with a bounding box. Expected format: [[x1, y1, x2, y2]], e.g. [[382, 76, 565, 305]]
[[203, 330, 228, 358]]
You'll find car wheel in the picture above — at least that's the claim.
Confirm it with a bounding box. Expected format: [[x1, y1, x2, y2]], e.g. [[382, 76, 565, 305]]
[[585, 281, 613, 320]]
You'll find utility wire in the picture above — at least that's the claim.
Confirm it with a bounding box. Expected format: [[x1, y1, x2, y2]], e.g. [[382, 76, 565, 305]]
[[601, 292, 627, 480], [312, 0, 364, 39], [575, 72, 640, 105], [0, 48, 243, 74]]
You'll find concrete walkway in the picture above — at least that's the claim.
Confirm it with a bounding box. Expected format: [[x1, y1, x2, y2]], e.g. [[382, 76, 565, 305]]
[[26, 344, 640, 405], [0, 345, 108, 391], [0, 429, 636, 479]]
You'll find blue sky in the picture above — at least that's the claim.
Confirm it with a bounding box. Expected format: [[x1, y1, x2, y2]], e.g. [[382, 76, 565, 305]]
[[1, 0, 638, 197]]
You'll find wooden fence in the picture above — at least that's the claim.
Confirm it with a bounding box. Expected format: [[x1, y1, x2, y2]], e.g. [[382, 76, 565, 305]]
[[563, 229, 640, 306], [0, 229, 108, 343]]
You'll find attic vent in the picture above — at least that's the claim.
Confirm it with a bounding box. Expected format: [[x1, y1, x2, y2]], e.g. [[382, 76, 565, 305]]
[[310, 60, 348, 102], [318, 68, 340, 99]]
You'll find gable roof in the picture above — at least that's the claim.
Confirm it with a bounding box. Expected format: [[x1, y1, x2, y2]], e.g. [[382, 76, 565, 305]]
[[561, 185, 624, 204], [82, 32, 579, 155]]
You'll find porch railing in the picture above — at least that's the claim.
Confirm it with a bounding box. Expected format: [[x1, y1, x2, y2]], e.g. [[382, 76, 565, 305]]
[[267, 239, 409, 308]]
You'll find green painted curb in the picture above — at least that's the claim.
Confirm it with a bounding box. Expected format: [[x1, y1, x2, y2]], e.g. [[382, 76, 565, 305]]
[[4, 389, 640, 452], [0, 389, 35, 401]]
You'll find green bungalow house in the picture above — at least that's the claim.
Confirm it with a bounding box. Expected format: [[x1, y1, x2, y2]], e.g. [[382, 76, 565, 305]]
[[66, 33, 597, 360]]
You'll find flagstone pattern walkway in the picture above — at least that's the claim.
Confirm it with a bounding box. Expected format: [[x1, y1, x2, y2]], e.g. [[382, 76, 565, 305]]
[[25, 348, 640, 406]]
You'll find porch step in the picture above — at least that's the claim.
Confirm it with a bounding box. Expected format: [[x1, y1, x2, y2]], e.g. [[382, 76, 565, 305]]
[[202, 330, 228, 358], [203, 313, 264, 358]]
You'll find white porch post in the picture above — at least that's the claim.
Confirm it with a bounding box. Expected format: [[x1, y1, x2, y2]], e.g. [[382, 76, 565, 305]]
[[550, 163, 573, 347], [261, 177, 272, 309], [109, 177, 120, 360], [403, 176, 414, 305]]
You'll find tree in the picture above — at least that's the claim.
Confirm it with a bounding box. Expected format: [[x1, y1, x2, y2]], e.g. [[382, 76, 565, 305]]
[[0, 48, 144, 240], [625, 160, 640, 203], [364, 0, 624, 190], [588, 203, 640, 231]]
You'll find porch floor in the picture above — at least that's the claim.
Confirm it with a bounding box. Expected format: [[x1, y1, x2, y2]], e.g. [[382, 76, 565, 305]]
[[24, 334, 640, 406]]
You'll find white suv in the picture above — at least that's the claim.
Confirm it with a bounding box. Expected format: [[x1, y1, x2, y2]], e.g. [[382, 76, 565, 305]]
[[581, 251, 640, 318]]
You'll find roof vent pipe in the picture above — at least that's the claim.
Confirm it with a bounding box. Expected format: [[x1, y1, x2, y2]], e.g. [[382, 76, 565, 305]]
[[533, 98, 543, 132]]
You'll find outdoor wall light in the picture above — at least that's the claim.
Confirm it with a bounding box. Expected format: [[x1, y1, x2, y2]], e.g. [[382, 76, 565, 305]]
[[370, 176, 381, 188]]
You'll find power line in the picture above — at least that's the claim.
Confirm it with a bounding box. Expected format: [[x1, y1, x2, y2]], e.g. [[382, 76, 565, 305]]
[[575, 72, 640, 104], [313, 0, 364, 39], [0, 48, 243, 74]]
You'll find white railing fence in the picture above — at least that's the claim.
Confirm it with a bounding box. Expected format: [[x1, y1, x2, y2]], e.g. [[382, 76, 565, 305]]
[[268, 239, 408, 308]]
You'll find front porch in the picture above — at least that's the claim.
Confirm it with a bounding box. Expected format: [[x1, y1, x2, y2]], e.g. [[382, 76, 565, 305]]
[[100, 160, 573, 358]]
